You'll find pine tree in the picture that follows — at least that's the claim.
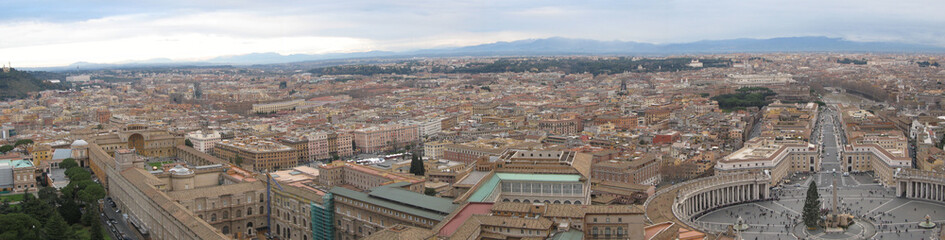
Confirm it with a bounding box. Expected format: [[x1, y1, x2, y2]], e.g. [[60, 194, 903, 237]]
[[59, 195, 82, 224], [82, 205, 99, 226], [409, 153, 425, 176], [43, 212, 70, 240], [802, 181, 821, 229], [90, 210, 105, 240]]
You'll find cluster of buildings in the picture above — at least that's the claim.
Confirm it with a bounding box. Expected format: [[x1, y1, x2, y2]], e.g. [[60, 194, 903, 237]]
[[2, 54, 945, 239]]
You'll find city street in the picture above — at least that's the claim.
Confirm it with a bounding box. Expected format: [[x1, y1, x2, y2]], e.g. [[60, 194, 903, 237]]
[[102, 198, 141, 240]]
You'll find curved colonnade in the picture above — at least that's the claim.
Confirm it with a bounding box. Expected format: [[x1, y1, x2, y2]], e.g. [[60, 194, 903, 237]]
[[668, 173, 772, 233]]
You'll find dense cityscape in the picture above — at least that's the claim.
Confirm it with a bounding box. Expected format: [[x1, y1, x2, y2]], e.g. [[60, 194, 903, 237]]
[[0, 53, 944, 240], [5, 0, 945, 239]]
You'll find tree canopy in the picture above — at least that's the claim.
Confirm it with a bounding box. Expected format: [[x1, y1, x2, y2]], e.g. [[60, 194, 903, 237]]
[[13, 139, 33, 147], [710, 87, 777, 110], [60, 158, 79, 170], [310, 58, 733, 76]]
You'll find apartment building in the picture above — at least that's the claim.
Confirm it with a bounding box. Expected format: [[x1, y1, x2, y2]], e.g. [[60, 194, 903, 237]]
[[353, 124, 419, 153], [186, 130, 222, 154], [214, 137, 298, 171], [317, 161, 424, 192]]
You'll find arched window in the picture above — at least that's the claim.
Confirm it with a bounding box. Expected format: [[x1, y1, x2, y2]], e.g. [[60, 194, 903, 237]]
[[513, 199, 520, 203], [617, 227, 624, 235], [260, 206, 265, 215], [247, 207, 253, 215], [211, 213, 217, 222], [236, 210, 242, 218], [574, 201, 581, 204], [222, 211, 229, 219], [553, 200, 560, 204], [259, 193, 265, 203], [605, 227, 611, 235], [222, 226, 230, 234], [564, 200, 571, 204], [523, 200, 530, 203]]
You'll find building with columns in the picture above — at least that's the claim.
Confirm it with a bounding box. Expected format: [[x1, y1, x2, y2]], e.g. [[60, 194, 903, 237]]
[[671, 173, 772, 231], [895, 169, 945, 202], [715, 138, 819, 185]]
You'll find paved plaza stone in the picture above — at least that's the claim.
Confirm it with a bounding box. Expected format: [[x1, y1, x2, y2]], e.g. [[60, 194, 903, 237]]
[[689, 106, 945, 240], [694, 173, 945, 239]]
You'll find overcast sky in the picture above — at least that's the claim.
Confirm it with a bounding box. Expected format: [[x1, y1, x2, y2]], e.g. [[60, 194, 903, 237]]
[[3, 0, 944, 67]]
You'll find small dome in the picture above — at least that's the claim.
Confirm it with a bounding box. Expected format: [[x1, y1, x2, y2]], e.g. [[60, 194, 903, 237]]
[[71, 139, 89, 147], [168, 165, 194, 176]]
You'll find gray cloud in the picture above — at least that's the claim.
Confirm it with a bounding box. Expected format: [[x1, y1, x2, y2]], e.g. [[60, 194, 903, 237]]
[[3, 0, 945, 66]]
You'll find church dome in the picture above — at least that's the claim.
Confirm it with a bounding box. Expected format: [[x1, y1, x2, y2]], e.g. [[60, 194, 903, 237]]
[[71, 139, 89, 147], [168, 165, 194, 176]]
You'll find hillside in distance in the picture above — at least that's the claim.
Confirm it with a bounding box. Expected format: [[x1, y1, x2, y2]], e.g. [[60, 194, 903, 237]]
[[26, 36, 945, 71], [0, 69, 69, 99]]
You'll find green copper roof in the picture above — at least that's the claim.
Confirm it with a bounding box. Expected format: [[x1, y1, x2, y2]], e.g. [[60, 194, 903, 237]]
[[467, 173, 582, 202], [329, 184, 457, 221], [494, 173, 581, 182]]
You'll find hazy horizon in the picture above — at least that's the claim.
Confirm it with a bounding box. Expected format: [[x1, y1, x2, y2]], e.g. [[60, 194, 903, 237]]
[[4, 0, 945, 67]]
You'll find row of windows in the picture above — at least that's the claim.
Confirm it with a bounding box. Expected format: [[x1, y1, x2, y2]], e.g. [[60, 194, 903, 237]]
[[198, 206, 262, 222], [591, 226, 627, 236], [501, 182, 584, 195], [502, 199, 582, 204], [336, 197, 432, 225]]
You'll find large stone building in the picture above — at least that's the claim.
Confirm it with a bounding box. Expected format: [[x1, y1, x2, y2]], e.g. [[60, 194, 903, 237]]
[[330, 182, 458, 240], [715, 138, 820, 185], [269, 166, 328, 240], [352, 124, 420, 153], [441, 138, 539, 164], [714, 102, 820, 185], [317, 161, 424, 192], [837, 105, 912, 186], [457, 172, 590, 205], [252, 99, 304, 113], [92, 125, 184, 158], [185, 130, 221, 154], [725, 73, 795, 87], [90, 145, 237, 239], [0, 159, 36, 193], [537, 117, 584, 135], [591, 154, 660, 185], [433, 202, 646, 240], [213, 137, 298, 171]]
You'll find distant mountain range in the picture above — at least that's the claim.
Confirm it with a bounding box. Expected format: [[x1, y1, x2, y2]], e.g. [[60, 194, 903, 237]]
[[25, 36, 945, 71]]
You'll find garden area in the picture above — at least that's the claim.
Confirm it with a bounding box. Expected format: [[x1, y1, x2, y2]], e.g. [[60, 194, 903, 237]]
[[0, 158, 109, 240]]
